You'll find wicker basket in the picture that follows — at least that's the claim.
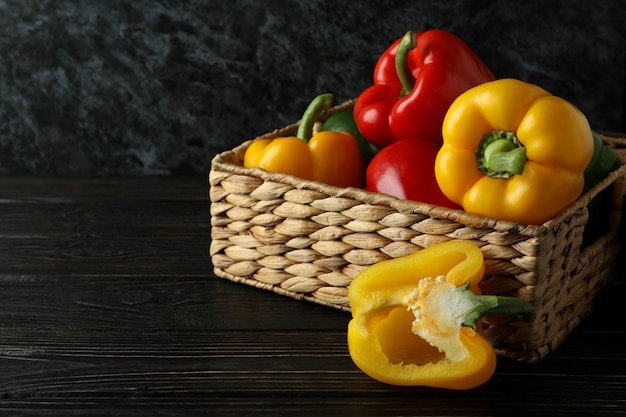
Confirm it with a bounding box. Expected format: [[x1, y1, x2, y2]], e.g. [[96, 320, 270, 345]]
[[209, 100, 626, 363]]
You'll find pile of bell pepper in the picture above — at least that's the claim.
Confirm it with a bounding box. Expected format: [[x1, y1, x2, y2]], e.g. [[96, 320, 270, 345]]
[[353, 29, 497, 209], [244, 28, 619, 227], [242, 28, 622, 389]]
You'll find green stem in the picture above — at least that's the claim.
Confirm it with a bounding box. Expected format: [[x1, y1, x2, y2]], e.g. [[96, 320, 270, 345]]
[[395, 30, 417, 97], [475, 130, 527, 178], [458, 283, 536, 330], [296, 93, 334, 143]]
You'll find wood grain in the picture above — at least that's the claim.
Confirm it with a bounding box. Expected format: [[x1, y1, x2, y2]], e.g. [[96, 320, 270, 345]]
[[0, 175, 623, 415]]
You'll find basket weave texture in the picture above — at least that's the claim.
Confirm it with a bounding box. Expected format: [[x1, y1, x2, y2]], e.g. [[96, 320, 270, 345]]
[[209, 101, 626, 363]]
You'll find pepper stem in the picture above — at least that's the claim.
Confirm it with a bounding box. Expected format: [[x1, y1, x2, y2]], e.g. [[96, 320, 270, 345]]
[[458, 283, 536, 330], [395, 30, 417, 97], [475, 130, 527, 178], [296, 93, 334, 143]]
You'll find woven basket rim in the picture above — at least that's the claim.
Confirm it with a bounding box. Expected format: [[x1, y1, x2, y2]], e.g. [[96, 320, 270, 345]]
[[211, 129, 626, 237]]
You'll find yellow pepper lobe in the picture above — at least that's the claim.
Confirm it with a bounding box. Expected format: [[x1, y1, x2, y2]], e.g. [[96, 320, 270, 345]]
[[244, 137, 314, 180]]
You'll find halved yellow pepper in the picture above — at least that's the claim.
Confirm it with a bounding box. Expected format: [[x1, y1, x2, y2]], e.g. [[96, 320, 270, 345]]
[[435, 78, 594, 225], [347, 240, 535, 389]]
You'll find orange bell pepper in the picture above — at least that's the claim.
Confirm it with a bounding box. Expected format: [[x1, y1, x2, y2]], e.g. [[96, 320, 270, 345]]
[[434, 78, 594, 225], [347, 240, 535, 389], [244, 93, 364, 188]]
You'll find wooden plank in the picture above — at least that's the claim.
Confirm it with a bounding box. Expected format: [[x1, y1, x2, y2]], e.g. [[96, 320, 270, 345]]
[[0, 175, 208, 201], [0, 327, 622, 414], [0, 275, 350, 331], [0, 199, 210, 276], [0, 201, 209, 237]]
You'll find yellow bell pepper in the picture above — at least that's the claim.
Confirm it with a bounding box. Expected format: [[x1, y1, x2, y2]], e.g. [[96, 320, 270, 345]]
[[347, 240, 535, 389], [244, 93, 364, 188], [435, 78, 594, 225]]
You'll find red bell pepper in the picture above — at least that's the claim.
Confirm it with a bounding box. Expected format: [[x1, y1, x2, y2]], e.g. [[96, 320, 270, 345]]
[[353, 29, 495, 149], [365, 138, 461, 209]]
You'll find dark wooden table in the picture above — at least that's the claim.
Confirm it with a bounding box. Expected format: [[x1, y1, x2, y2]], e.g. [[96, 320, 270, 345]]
[[0, 175, 624, 416]]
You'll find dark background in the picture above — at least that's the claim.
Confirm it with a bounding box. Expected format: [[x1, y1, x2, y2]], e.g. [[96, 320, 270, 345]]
[[0, 0, 624, 175]]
